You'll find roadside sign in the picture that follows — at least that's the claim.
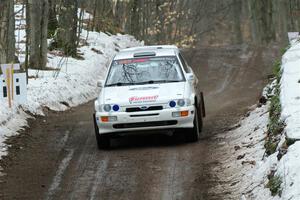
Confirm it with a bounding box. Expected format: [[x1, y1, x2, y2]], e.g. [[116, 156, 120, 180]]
[[1, 64, 20, 78], [0, 64, 27, 107]]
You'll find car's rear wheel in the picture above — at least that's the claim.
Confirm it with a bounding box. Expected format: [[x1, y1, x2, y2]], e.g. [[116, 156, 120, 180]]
[[93, 114, 110, 149], [186, 108, 200, 142]]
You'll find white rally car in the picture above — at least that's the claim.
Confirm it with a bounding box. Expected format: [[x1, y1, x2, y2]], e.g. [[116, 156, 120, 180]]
[[93, 45, 205, 149]]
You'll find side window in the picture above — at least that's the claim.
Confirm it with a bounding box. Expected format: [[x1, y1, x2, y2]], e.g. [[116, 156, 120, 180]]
[[178, 53, 190, 73]]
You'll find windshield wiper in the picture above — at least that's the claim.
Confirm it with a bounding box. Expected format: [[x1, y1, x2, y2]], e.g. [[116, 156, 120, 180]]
[[106, 82, 128, 87], [133, 80, 181, 85], [132, 80, 155, 85], [107, 80, 181, 87], [153, 80, 181, 83]]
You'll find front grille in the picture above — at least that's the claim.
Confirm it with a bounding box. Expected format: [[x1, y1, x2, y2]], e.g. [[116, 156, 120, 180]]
[[130, 113, 159, 117], [126, 106, 163, 112], [113, 120, 177, 129]]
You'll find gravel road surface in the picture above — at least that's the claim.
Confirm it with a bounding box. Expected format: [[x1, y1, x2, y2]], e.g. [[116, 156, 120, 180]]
[[0, 45, 277, 200]]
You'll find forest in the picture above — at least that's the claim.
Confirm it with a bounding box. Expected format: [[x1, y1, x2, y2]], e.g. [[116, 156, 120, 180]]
[[1, 1, 300, 199], [1, 0, 300, 71]]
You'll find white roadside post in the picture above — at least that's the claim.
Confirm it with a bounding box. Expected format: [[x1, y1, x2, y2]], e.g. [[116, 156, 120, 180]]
[[0, 64, 27, 108]]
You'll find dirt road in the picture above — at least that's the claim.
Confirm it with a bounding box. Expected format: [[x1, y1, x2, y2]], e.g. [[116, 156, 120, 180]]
[[0, 45, 278, 200]]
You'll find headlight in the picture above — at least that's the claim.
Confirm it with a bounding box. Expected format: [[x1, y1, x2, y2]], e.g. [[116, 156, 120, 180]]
[[169, 99, 191, 108], [103, 104, 111, 112], [99, 104, 120, 112], [177, 99, 185, 107], [185, 99, 191, 106]]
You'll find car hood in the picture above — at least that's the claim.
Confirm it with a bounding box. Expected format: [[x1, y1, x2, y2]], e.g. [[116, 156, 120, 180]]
[[101, 82, 186, 105]]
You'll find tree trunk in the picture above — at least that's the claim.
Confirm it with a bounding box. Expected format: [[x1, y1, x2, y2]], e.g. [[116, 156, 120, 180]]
[[25, 0, 30, 81], [48, 0, 58, 37], [155, 0, 163, 43], [56, 0, 78, 57], [0, 0, 15, 66], [130, 0, 139, 39], [232, 0, 243, 44], [249, 0, 275, 43], [28, 0, 49, 69]]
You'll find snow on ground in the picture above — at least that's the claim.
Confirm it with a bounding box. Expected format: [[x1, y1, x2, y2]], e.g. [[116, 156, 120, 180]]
[[210, 38, 300, 199], [280, 41, 300, 140], [237, 40, 300, 199], [0, 5, 142, 160], [209, 104, 277, 199], [275, 39, 300, 200], [277, 142, 300, 199], [232, 105, 275, 199]]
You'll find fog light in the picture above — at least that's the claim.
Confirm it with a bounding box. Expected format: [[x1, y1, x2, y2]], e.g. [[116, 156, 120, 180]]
[[100, 116, 117, 122], [101, 116, 109, 122], [172, 112, 181, 117], [172, 111, 189, 117], [180, 111, 189, 117]]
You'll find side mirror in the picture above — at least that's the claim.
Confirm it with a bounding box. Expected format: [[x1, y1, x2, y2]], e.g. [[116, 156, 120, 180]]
[[97, 80, 104, 88], [186, 73, 194, 82]]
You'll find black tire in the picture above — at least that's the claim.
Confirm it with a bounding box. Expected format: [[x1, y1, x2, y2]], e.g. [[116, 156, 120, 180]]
[[93, 114, 110, 149], [200, 92, 206, 118], [197, 103, 203, 133], [195, 96, 205, 134], [186, 108, 200, 142]]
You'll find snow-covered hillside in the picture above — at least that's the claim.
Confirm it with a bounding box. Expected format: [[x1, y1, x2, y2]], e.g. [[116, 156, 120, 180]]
[[0, 5, 142, 159], [238, 39, 300, 199], [275, 39, 300, 200], [208, 39, 300, 199]]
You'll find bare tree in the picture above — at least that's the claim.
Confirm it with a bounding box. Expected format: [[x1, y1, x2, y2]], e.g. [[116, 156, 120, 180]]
[[55, 0, 78, 57], [0, 0, 15, 66], [27, 0, 49, 69], [48, 0, 58, 37], [249, 0, 275, 43], [129, 0, 140, 38]]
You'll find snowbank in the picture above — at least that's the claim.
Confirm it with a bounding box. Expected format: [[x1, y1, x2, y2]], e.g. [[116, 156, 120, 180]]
[[240, 40, 300, 199], [0, 6, 142, 159], [215, 39, 300, 199], [280, 42, 300, 140], [275, 39, 300, 200], [213, 104, 278, 199], [277, 142, 300, 199]]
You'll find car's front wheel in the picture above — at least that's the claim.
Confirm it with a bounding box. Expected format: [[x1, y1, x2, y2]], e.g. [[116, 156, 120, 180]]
[[186, 108, 200, 142], [93, 114, 110, 149]]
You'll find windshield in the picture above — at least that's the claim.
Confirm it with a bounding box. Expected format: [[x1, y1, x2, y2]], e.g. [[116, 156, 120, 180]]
[[105, 56, 185, 86]]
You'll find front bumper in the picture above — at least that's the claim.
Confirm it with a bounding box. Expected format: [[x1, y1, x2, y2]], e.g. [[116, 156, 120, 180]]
[[95, 106, 195, 135]]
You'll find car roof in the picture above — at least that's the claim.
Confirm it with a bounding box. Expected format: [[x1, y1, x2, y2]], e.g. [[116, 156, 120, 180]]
[[115, 45, 179, 60]]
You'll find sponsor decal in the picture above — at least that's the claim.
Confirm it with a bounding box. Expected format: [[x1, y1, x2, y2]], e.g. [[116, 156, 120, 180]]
[[118, 58, 149, 65], [129, 95, 158, 104], [130, 86, 159, 91]]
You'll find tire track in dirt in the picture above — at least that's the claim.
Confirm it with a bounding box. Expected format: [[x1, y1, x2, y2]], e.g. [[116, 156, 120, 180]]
[[46, 149, 74, 200], [0, 45, 279, 200]]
